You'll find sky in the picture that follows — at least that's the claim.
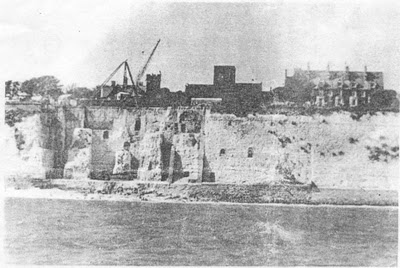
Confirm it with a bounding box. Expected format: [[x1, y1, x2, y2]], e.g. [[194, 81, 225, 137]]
[[1, 0, 400, 92]]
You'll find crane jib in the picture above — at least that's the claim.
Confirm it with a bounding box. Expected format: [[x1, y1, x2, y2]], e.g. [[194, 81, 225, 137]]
[[135, 39, 161, 86]]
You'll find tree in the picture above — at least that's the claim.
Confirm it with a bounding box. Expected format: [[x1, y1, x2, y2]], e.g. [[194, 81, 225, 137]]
[[5, 80, 12, 95], [294, 83, 313, 104], [371, 90, 398, 109], [273, 87, 295, 102], [66, 86, 95, 99], [366, 72, 377, 82], [21, 76, 63, 100], [5, 80, 20, 99]]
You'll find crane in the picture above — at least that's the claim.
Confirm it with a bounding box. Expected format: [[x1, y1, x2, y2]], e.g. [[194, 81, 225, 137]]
[[96, 39, 161, 106], [98, 60, 139, 106], [100, 60, 127, 89], [134, 39, 161, 93]]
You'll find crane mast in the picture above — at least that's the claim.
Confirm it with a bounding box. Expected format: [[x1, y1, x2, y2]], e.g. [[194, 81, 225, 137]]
[[96, 39, 161, 107], [135, 39, 161, 90]]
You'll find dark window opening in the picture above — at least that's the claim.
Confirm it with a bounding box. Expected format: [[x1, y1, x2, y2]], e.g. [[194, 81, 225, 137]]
[[228, 121, 232, 126], [103, 130, 109, 139], [181, 124, 186, 133], [209, 172, 215, 182], [248, 147, 254, 158], [135, 118, 141, 131], [183, 171, 190, 177], [178, 111, 201, 133], [148, 162, 152, 170], [219, 149, 226, 156]]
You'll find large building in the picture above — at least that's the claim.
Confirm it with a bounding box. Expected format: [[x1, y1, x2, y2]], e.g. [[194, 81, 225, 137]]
[[283, 65, 384, 108], [185, 66, 263, 106]]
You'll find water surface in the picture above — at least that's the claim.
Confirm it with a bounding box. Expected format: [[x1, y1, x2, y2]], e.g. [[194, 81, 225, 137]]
[[4, 198, 397, 266]]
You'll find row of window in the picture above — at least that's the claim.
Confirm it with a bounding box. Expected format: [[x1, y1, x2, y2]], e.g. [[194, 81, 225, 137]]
[[319, 90, 368, 98], [219, 147, 254, 158]]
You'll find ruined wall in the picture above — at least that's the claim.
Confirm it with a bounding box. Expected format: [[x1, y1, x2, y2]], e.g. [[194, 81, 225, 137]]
[[3, 110, 56, 179], [6, 104, 398, 191], [204, 113, 312, 184], [173, 133, 202, 182], [82, 107, 170, 179], [137, 133, 164, 181], [205, 112, 399, 190], [63, 128, 92, 179], [55, 107, 85, 171], [60, 106, 205, 181]]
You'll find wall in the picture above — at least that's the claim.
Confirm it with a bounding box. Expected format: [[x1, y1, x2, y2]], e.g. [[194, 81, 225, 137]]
[[84, 107, 171, 179], [137, 133, 164, 181], [205, 112, 399, 190], [308, 113, 398, 190], [146, 73, 161, 92], [173, 133, 202, 182], [63, 128, 92, 179], [204, 113, 312, 184], [54, 107, 85, 170], [3, 112, 56, 179], [214, 66, 236, 87], [5, 104, 398, 191], [64, 106, 206, 181]]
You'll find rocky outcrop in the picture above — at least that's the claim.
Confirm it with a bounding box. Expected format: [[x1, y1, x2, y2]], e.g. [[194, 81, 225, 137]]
[[137, 133, 164, 181], [205, 112, 398, 190], [63, 128, 92, 179], [5, 104, 398, 192], [2, 113, 54, 179], [172, 133, 202, 182]]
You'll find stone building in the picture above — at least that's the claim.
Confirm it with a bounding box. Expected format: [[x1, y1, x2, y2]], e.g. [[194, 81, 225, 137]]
[[283, 65, 384, 108], [96, 73, 162, 101], [146, 73, 162, 92], [94, 72, 189, 107], [185, 66, 262, 105], [142, 75, 188, 107]]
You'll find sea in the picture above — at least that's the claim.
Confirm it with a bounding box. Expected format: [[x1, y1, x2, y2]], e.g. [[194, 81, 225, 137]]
[[4, 197, 398, 266]]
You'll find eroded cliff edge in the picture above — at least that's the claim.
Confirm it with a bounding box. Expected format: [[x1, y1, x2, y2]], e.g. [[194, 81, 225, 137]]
[[4, 104, 399, 205]]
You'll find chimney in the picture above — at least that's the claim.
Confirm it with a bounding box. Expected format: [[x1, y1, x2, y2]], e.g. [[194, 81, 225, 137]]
[[327, 63, 330, 72], [285, 69, 288, 78], [364, 65, 368, 73], [111, 81, 116, 87], [345, 65, 349, 72]]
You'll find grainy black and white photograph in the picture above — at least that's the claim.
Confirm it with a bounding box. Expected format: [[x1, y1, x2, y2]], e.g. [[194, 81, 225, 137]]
[[1, 0, 399, 266]]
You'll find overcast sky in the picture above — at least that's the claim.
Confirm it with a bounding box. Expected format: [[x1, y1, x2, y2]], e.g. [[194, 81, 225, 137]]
[[1, 0, 400, 92]]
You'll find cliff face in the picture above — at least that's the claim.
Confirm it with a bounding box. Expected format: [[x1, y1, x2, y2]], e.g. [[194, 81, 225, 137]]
[[63, 128, 92, 180], [205, 112, 398, 190], [137, 133, 163, 181], [205, 114, 312, 184], [308, 113, 398, 190], [3, 113, 54, 179], [5, 104, 398, 191]]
